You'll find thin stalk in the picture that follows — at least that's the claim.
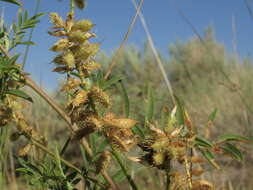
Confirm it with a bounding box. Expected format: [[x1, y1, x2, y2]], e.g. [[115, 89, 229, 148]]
[[184, 156, 192, 189], [165, 170, 171, 190], [21, 0, 41, 69], [104, 0, 144, 80], [111, 146, 138, 190], [0, 44, 119, 190], [70, 0, 75, 14], [131, 0, 175, 104]]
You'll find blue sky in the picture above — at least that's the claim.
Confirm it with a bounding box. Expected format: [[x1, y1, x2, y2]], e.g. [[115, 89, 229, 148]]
[[1, 0, 253, 89]]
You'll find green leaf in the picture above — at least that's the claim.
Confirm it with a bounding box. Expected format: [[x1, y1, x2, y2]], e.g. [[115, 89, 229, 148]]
[[199, 149, 220, 169], [60, 136, 71, 156], [220, 143, 243, 161], [119, 81, 130, 118], [30, 12, 45, 20], [0, 0, 22, 6], [208, 108, 218, 122], [174, 96, 185, 126], [195, 136, 214, 148], [5, 89, 33, 102], [16, 41, 35, 45], [8, 54, 19, 65], [102, 75, 123, 90], [218, 134, 253, 143]]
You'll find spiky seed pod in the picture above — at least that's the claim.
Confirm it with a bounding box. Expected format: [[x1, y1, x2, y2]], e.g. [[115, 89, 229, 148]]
[[61, 77, 80, 92], [151, 139, 169, 152], [18, 143, 32, 157], [191, 169, 204, 177], [95, 151, 111, 174], [153, 152, 165, 165], [71, 19, 93, 32], [192, 180, 214, 190], [50, 13, 64, 27], [71, 90, 88, 108], [63, 51, 75, 68], [89, 86, 110, 107], [50, 39, 69, 52]]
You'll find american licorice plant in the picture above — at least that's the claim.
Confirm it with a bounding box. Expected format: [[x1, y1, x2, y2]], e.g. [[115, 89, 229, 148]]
[[0, 0, 252, 190]]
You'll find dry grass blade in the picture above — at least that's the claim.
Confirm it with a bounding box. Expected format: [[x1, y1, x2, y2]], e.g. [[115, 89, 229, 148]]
[[131, 0, 175, 104], [104, 0, 144, 80]]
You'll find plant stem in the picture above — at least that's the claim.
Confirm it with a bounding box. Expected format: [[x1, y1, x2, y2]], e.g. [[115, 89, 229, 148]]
[[165, 170, 171, 190], [131, 0, 175, 105], [70, 0, 75, 14], [111, 146, 138, 190], [21, 0, 41, 70], [104, 0, 144, 80]]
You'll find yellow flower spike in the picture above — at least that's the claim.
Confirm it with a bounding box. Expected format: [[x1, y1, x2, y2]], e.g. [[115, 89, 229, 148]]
[[63, 51, 75, 68], [50, 13, 64, 27], [71, 19, 94, 32], [50, 39, 69, 52], [95, 151, 111, 174]]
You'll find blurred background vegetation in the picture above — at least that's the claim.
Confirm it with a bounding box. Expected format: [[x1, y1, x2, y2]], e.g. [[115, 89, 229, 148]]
[[1, 26, 252, 189]]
